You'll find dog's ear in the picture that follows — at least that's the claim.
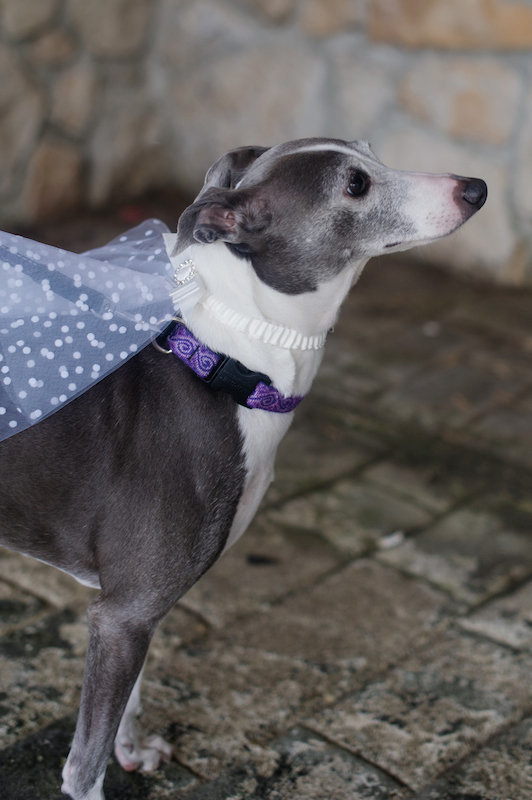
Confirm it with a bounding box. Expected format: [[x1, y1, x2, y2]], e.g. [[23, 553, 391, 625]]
[[192, 189, 271, 245], [175, 147, 270, 248], [202, 146, 269, 191]]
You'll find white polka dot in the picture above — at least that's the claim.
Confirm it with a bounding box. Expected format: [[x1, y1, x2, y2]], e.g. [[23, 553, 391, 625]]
[[59, 394, 67, 402], [73, 351, 81, 359], [120, 351, 128, 359], [75, 366, 84, 374], [7, 345, 16, 353], [18, 391, 27, 399], [54, 339, 63, 347], [105, 353, 114, 361], [1, 366, 9, 374], [92, 364, 101, 372], [0, 407, 5, 415], [8, 420, 17, 428], [3, 377, 11, 385], [68, 383, 77, 391], [50, 397, 59, 406], [30, 409, 42, 420], [26, 359, 35, 368]]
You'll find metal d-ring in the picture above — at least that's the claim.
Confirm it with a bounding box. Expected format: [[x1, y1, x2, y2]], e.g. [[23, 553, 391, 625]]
[[151, 316, 184, 354], [174, 258, 196, 285]]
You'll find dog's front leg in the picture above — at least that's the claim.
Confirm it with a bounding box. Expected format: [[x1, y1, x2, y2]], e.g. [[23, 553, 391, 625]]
[[113, 660, 173, 772], [61, 597, 157, 800]]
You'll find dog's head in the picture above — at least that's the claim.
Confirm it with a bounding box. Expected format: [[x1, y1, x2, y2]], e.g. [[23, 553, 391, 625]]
[[177, 138, 487, 295]]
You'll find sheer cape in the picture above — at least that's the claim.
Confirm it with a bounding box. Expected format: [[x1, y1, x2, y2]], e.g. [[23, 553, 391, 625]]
[[0, 219, 178, 442]]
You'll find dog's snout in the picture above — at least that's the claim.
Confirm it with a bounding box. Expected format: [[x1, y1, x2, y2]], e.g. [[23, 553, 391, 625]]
[[461, 178, 487, 209]]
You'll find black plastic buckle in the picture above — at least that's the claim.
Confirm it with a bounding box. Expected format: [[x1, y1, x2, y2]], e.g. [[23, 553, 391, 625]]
[[204, 355, 272, 407]]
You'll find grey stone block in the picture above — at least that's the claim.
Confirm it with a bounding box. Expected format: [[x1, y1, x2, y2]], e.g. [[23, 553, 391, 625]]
[[183, 726, 410, 800], [266, 479, 432, 555], [459, 580, 532, 651], [307, 632, 532, 791], [378, 504, 532, 605], [414, 717, 532, 800]]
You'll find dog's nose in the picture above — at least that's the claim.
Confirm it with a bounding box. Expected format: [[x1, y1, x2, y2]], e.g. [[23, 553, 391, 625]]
[[462, 178, 487, 208]]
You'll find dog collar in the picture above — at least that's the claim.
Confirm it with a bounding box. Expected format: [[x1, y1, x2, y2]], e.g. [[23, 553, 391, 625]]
[[160, 321, 303, 413], [164, 237, 328, 352]]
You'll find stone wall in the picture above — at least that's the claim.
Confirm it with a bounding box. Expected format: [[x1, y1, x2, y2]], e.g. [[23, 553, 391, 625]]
[[1, 0, 532, 284]]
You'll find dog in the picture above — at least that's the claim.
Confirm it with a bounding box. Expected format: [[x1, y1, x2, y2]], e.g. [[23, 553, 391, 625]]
[[0, 138, 487, 799]]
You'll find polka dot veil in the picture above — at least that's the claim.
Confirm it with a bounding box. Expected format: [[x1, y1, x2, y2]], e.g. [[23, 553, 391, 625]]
[[0, 219, 176, 442]]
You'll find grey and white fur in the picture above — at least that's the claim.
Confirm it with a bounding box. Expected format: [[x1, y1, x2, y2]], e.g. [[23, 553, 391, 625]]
[[0, 138, 487, 799]]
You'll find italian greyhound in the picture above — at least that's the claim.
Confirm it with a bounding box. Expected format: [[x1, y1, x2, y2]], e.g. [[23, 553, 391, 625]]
[[0, 138, 487, 799]]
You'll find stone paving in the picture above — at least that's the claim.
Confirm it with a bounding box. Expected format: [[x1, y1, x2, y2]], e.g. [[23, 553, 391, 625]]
[[0, 219, 531, 799]]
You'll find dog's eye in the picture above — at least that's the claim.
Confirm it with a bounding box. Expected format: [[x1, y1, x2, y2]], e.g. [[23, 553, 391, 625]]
[[347, 171, 370, 198]]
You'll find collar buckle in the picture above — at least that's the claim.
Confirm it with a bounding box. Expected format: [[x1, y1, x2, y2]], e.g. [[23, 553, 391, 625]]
[[205, 354, 271, 407]]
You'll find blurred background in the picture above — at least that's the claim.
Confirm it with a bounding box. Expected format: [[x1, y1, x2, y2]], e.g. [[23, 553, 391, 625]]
[[1, 0, 531, 283]]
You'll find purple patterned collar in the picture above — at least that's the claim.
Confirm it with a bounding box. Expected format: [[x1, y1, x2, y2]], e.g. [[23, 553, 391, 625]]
[[161, 322, 303, 413]]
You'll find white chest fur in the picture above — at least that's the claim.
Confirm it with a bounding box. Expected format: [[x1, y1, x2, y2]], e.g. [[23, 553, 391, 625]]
[[163, 240, 368, 553], [224, 405, 292, 551]]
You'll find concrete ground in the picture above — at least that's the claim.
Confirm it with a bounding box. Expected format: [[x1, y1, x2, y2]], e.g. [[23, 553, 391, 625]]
[[0, 209, 531, 799]]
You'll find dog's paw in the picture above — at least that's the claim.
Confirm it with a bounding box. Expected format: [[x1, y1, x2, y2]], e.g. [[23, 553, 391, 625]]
[[114, 734, 173, 773]]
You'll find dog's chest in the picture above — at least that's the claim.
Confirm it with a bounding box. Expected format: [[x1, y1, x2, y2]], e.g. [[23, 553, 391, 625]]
[[224, 406, 292, 552]]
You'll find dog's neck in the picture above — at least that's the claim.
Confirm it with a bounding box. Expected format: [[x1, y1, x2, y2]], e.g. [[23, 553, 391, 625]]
[[165, 240, 367, 398]]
